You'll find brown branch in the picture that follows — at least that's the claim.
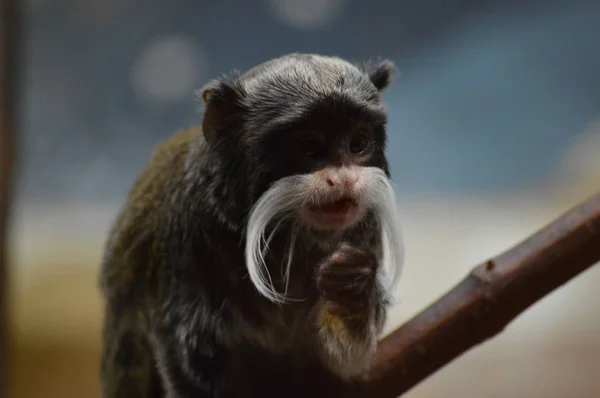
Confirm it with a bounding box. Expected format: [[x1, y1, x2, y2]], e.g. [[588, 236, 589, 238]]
[[1, 0, 19, 395], [363, 192, 600, 398]]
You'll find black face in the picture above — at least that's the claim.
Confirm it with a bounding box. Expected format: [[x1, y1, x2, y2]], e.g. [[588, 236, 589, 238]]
[[200, 53, 396, 214], [253, 95, 390, 193]]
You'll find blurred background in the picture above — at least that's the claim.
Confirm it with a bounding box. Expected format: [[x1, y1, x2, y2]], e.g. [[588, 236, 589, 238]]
[[5, 0, 600, 397]]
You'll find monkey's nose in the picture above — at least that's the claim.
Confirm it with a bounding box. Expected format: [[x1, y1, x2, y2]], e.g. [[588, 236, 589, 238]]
[[322, 168, 359, 190]]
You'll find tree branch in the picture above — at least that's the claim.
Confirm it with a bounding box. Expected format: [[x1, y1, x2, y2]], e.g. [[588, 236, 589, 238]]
[[363, 192, 600, 398], [1, 0, 19, 394]]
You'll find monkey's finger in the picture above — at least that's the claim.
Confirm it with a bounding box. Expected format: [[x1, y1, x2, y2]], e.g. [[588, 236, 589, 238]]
[[317, 276, 371, 295], [328, 249, 375, 268], [318, 264, 374, 278], [320, 287, 369, 308], [325, 301, 351, 317]]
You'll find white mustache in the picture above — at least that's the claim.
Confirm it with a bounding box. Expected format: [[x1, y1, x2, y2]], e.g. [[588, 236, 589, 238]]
[[244, 166, 405, 304]]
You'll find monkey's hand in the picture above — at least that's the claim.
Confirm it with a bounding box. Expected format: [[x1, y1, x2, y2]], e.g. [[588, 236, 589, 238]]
[[316, 243, 378, 320], [314, 243, 383, 378]]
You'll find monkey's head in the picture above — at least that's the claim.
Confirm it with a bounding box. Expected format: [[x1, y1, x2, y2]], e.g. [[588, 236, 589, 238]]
[[200, 53, 403, 303]]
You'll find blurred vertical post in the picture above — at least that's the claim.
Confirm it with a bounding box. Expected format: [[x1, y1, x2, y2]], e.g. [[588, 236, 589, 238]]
[[1, 0, 19, 395]]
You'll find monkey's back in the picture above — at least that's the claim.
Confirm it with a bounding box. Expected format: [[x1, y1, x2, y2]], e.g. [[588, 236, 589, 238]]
[[100, 126, 203, 296], [99, 126, 205, 398]]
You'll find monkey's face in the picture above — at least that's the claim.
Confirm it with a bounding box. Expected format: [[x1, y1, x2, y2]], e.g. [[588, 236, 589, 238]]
[[201, 54, 404, 302], [257, 100, 390, 232], [244, 93, 403, 303]]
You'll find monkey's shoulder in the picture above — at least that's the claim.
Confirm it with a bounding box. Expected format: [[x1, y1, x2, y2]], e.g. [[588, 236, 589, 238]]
[[116, 125, 208, 223], [100, 126, 208, 284], [135, 125, 204, 192], [151, 125, 204, 163]]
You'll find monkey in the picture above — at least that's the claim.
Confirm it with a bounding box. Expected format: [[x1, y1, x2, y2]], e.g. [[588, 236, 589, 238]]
[[99, 53, 405, 398]]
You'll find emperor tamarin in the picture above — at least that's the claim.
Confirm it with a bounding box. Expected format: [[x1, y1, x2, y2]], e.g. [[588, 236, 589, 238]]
[[99, 53, 405, 398]]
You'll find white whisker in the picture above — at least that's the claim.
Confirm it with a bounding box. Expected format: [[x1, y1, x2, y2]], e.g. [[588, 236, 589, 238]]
[[244, 167, 404, 304], [262, 217, 286, 259], [245, 175, 311, 303], [283, 225, 298, 297], [362, 167, 405, 302]]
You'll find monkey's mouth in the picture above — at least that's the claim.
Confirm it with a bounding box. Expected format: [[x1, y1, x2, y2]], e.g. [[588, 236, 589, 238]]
[[303, 197, 361, 230], [307, 197, 359, 213]]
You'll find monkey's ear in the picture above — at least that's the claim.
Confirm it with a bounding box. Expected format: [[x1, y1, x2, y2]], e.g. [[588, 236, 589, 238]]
[[364, 59, 397, 92], [198, 77, 245, 145]]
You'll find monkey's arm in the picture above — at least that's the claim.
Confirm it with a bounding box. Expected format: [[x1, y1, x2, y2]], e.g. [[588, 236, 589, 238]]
[[314, 243, 388, 378], [144, 215, 244, 398], [150, 254, 305, 398], [150, 287, 223, 398]]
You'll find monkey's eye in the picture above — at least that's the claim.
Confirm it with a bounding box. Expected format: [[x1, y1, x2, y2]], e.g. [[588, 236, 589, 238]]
[[298, 134, 325, 158], [349, 129, 371, 154]]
